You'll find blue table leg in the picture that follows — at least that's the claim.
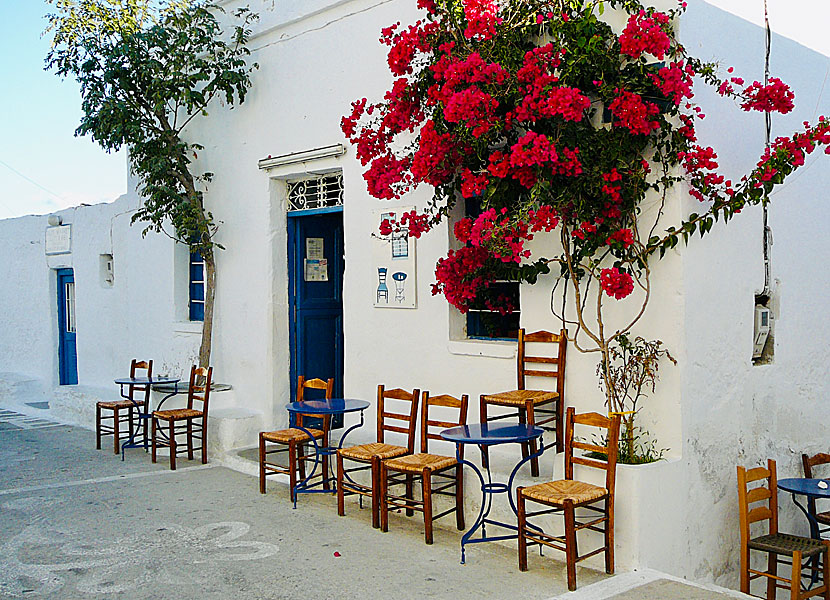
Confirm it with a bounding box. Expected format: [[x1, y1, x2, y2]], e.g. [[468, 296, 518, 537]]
[[788, 492, 822, 588], [455, 437, 547, 564], [121, 383, 179, 461], [292, 410, 366, 508]]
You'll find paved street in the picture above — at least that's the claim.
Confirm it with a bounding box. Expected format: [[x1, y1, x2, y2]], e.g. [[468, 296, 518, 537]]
[[0, 409, 601, 599], [0, 407, 752, 599]]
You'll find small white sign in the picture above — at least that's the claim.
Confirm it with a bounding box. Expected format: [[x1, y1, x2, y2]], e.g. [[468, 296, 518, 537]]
[[45, 225, 71, 255], [306, 237, 324, 260], [304, 258, 328, 282]]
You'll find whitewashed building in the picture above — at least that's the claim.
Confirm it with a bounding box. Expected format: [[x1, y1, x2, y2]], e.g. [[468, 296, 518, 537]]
[[2, 0, 830, 590]]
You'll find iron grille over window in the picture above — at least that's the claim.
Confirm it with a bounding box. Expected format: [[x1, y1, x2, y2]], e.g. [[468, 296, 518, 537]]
[[286, 173, 344, 212], [189, 250, 205, 321]]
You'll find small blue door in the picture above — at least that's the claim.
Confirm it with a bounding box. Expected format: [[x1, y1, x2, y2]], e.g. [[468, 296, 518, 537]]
[[57, 268, 78, 385], [288, 210, 344, 426]]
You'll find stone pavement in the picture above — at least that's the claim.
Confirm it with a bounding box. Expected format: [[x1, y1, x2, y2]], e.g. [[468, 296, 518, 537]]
[[0, 404, 751, 599]]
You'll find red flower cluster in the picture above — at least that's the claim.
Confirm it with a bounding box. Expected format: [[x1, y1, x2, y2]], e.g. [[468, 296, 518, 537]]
[[607, 228, 635, 248], [609, 90, 661, 135], [432, 245, 493, 311], [619, 10, 671, 60], [528, 205, 560, 232], [600, 267, 635, 300], [411, 120, 462, 187], [379, 210, 432, 238], [443, 86, 499, 137], [468, 208, 531, 263], [649, 61, 694, 105], [741, 77, 795, 114], [380, 20, 438, 76], [460, 169, 489, 198], [462, 0, 502, 40]]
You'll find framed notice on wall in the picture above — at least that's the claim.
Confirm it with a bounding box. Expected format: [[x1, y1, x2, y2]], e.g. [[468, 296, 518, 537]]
[[372, 207, 416, 309], [45, 225, 72, 255]]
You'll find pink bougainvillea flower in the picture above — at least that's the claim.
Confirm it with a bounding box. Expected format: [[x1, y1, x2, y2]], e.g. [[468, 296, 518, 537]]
[[600, 267, 635, 300]]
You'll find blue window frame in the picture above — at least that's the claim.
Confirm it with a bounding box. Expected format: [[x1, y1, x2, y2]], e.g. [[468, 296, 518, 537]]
[[463, 197, 519, 340], [189, 250, 205, 321]]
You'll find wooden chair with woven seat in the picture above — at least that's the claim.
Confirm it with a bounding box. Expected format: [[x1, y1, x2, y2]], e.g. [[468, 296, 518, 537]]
[[151, 365, 212, 470], [481, 328, 567, 477], [517, 407, 621, 591], [738, 459, 830, 599], [259, 376, 334, 502], [379, 391, 469, 544], [336, 385, 419, 529], [803, 452, 830, 538], [96, 359, 153, 454]]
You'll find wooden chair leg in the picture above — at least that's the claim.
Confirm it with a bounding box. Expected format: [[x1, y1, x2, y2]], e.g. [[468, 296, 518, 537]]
[[564, 500, 578, 591], [790, 550, 802, 600], [258, 433, 267, 494], [423, 469, 433, 545], [288, 441, 297, 503], [169, 419, 177, 470], [517, 487, 528, 571], [95, 404, 102, 450], [380, 463, 389, 533], [822, 542, 830, 600], [518, 406, 531, 473], [479, 395, 490, 469], [371, 456, 381, 529], [740, 543, 750, 594], [336, 452, 346, 517], [297, 444, 307, 480], [526, 403, 539, 477], [405, 474, 414, 517], [187, 420, 194, 461], [455, 464, 465, 530], [767, 553, 777, 600], [151, 417, 157, 463], [113, 407, 121, 455]]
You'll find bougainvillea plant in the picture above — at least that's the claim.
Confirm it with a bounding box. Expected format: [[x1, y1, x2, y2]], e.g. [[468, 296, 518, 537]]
[[342, 0, 830, 423]]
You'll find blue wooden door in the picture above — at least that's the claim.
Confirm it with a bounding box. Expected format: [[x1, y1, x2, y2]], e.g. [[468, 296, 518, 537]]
[[57, 268, 78, 385], [288, 210, 344, 426]]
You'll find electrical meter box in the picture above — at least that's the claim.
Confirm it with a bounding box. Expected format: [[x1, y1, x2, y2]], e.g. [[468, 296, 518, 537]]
[[753, 305, 771, 358]]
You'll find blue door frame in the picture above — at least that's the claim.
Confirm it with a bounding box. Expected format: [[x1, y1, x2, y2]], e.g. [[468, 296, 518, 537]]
[[288, 209, 344, 427], [57, 268, 78, 385]]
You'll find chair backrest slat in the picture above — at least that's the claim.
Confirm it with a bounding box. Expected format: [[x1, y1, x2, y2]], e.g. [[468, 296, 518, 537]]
[[419, 392, 468, 454], [129, 359, 153, 404], [564, 407, 621, 495], [377, 385, 419, 453], [737, 459, 779, 547], [517, 330, 567, 403], [187, 365, 213, 414], [296, 376, 334, 429], [802, 452, 830, 478]]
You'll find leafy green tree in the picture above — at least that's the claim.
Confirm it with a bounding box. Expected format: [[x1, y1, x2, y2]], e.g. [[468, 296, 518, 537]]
[[45, 0, 258, 367]]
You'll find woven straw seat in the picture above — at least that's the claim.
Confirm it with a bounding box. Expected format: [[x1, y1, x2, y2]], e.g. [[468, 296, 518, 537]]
[[817, 510, 830, 525], [482, 389, 558, 406], [339, 442, 408, 461], [154, 408, 202, 420], [522, 479, 607, 505], [383, 452, 457, 474], [97, 399, 139, 410], [261, 428, 324, 444], [748, 533, 826, 557]]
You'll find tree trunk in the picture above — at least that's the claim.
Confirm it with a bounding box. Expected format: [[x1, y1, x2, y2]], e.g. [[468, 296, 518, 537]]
[[199, 247, 216, 369]]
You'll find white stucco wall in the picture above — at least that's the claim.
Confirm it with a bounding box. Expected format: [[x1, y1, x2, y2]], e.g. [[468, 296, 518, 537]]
[[3, 0, 830, 592]]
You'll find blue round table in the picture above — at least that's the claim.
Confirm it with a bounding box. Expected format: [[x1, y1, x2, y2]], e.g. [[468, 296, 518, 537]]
[[441, 423, 547, 564], [113, 376, 181, 460], [285, 398, 371, 507]]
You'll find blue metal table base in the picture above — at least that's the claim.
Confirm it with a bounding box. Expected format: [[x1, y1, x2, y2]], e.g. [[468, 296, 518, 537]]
[[456, 440, 547, 564], [291, 412, 366, 508], [119, 382, 180, 460]]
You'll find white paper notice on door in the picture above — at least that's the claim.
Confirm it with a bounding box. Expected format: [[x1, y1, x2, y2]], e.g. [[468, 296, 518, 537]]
[[304, 258, 328, 282], [306, 237, 324, 260]]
